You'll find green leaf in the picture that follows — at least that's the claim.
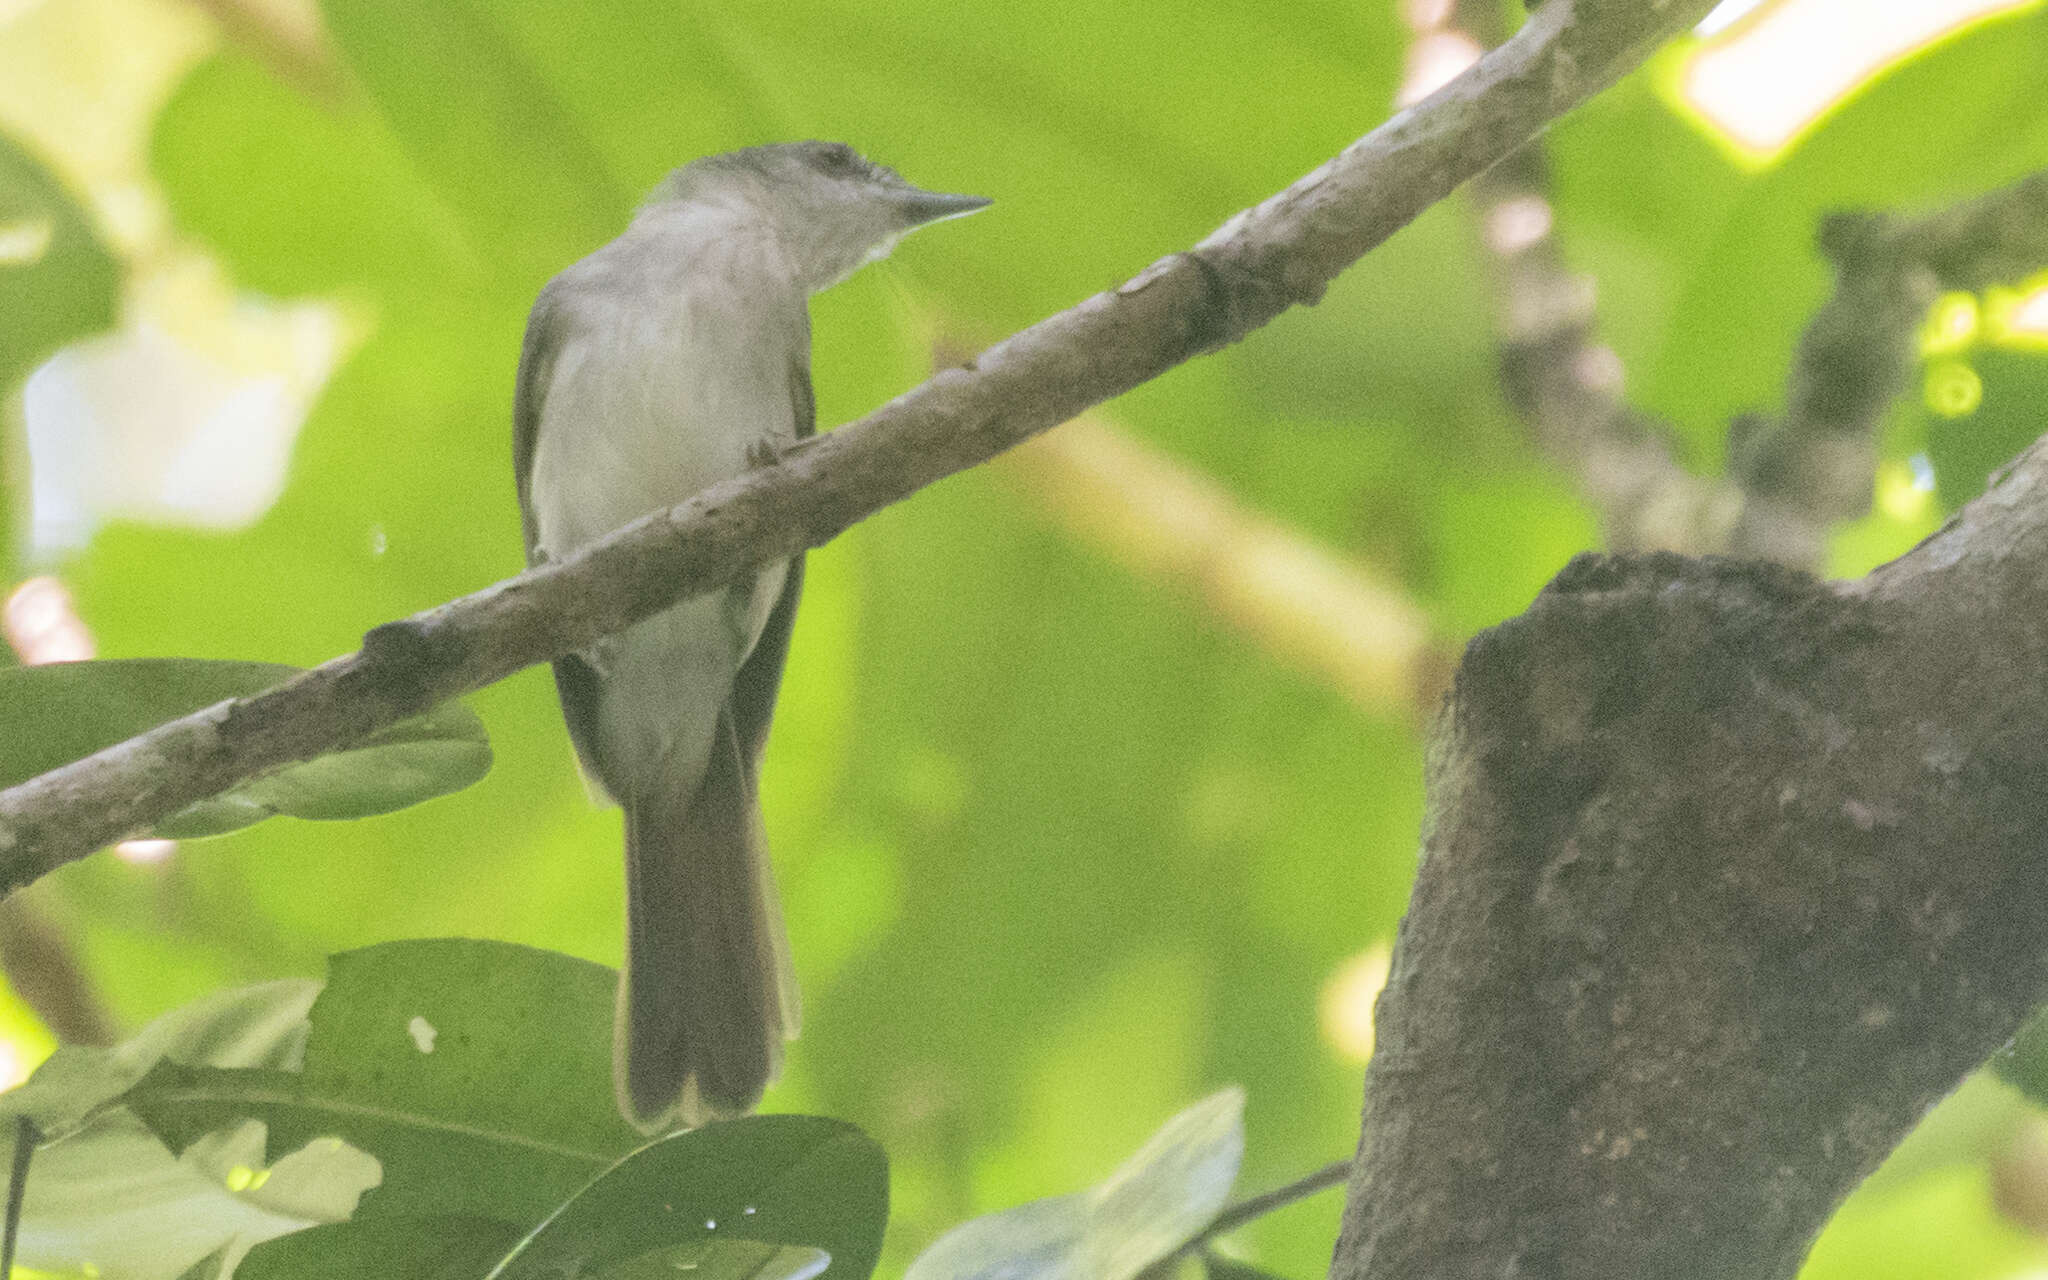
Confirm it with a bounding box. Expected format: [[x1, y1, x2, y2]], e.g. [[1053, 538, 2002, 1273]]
[[905, 1088, 1245, 1280], [598, 1241, 832, 1280], [0, 980, 378, 1280], [3, 979, 316, 1143], [0, 129, 119, 398], [115, 949, 889, 1276], [125, 940, 644, 1224], [0, 659, 492, 838], [233, 1214, 525, 1280], [488, 1115, 887, 1280]]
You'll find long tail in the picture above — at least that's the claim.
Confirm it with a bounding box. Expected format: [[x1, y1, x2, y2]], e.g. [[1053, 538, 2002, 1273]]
[[614, 708, 795, 1131]]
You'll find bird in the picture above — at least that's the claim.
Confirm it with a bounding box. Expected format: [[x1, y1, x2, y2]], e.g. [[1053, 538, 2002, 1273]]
[[512, 142, 988, 1131]]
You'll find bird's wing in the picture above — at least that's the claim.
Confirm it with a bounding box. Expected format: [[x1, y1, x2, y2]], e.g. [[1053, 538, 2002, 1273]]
[[729, 350, 816, 771], [512, 281, 567, 562], [513, 282, 611, 785]]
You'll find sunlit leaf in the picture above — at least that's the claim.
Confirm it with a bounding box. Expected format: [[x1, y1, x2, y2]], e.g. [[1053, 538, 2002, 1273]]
[[0, 659, 491, 838], [0, 980, 377, 1280], [905, 1088, 1244, 1280], [2, 979, 315, 1143]]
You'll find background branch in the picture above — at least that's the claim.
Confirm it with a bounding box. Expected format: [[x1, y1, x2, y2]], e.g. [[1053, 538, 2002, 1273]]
[[1000, 411, 1447, 722], [0, 893, 114, 1047], [1425, 0, 1737, 556], [0, 0, 1722, 889], [1441, 6, 2048, 571]]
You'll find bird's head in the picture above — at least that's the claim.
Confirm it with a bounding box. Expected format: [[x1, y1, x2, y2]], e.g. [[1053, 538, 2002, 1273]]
[[654, 141, 989, 290]]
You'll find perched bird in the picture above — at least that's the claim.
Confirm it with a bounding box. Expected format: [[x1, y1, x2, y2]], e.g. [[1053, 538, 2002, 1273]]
[[513, 142, 988, 1130]]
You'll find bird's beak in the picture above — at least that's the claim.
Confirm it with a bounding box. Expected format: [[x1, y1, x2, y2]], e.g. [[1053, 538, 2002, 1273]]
[[893, 189, 993, 227]]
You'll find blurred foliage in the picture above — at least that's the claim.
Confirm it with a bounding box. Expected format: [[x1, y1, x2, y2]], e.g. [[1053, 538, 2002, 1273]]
[[0, 0, 2047, 1275], [0, 131, 120, 581], [0, 132, 119, 420]]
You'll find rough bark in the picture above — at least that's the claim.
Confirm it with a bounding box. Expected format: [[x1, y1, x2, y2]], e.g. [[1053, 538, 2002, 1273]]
[[1333, 435, 2048, 1279]]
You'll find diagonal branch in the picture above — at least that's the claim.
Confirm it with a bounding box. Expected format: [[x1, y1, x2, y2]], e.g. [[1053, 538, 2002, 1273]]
[[0, 0, 1721, 888]]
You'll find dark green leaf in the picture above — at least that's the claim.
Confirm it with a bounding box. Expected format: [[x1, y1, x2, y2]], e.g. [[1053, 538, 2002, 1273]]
[[0, 659, 491, 837], [235, 1214, 525, 1280], [126, 940, 644, 1223], [905, 1089, 1244, 1280], [489, 1116, 888, 1280], [0, 129, 119, 398]]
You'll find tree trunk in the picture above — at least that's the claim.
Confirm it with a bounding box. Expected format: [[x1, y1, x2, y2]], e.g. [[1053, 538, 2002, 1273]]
[[1333, 436, 2048, 1278]]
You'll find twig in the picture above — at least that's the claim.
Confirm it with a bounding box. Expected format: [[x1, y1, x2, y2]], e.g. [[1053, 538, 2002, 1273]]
[[1193, 1158, 1350, 1250], [1134, 1158, 1351, 1279], [0, 0, 1724, 889], [1, 1115, 39, 1280]]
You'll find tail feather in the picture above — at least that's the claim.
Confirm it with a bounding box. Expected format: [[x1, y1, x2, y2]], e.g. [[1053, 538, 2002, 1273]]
[[614, 708, 793, 1131]]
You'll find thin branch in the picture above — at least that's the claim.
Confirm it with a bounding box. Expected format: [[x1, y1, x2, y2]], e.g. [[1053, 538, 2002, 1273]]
[[1133, 1158, 1351, 1279], [1410, 0, 1733, 556], [0, 0, 1723, 888], [1195, 1158, 1350, 1249], [1432, 0, 1759, 562], [1, 1115, 36, 1280]]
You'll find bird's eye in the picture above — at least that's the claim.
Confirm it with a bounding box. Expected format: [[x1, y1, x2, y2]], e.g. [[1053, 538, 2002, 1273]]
[[811, 144, 863, 176]]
